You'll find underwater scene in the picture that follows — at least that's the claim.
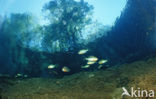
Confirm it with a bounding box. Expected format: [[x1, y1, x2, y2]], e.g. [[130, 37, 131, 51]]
[[0, 0, 156, 99]]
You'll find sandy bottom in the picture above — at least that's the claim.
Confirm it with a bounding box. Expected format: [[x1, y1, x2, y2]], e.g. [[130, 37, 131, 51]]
[[1, 57, 156, 99]]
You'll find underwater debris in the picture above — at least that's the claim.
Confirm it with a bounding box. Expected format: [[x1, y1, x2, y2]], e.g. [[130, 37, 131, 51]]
[[62, 66, 71, 73], [98, 59, 108, 64], [78, 49, 88, 55], [48, 64, 56, 69], [81, 65, 90, 69], [85, 56, 98, 62]]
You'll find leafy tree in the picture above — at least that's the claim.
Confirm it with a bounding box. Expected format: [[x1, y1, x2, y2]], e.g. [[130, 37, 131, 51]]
[[42, 0, 93, 52]]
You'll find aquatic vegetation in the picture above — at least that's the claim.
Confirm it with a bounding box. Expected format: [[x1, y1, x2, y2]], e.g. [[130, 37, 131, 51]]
[[1, 57, 156, 99]]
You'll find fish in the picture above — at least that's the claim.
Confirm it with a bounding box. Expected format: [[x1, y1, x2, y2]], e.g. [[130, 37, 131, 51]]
[[81, 65, 90, 69], [78, 49, 88, 55], [98, 59, 108, 64], [87, 61, 95, 65], [88, 73, 95, 78], [148, 27, 153, 30], [62, 66, 70, 72], [98, 65, 103, 69], [48, 64, 56, 69], [62, 20, 67, 25], [17, 73, 22, 76], [24, 75, 28, 78], [15, 73, 22, 78], [85, 56, 98, 62]]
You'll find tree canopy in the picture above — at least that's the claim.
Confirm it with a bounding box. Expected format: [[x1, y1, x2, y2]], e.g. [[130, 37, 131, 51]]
[[41, 0, 93, 52]]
